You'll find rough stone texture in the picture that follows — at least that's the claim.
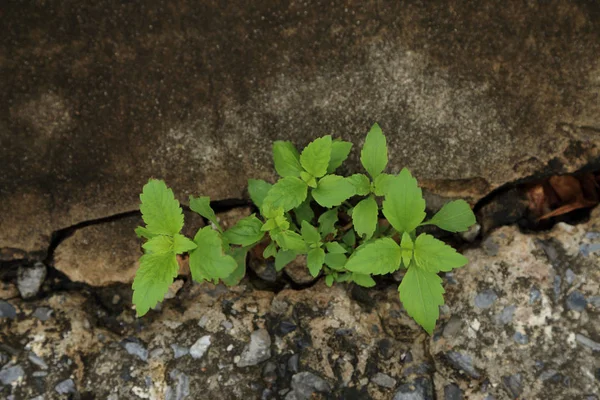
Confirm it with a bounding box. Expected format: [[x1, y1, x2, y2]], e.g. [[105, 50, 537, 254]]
[[17, 262, 47, 299], [2, 1, 600, 257]]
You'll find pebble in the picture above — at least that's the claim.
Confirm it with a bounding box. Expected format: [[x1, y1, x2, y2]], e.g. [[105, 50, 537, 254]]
[[285, 372, 331, 400], [287, 354, 300, 373], [529, 288, 542, 304], [17, 262, 47, 299], [189, 336, 211, 359], [284, 255, 317, 285], [482, 237, 499, 256], [589, 296, 600, 308], [444, 383, 463, 400], [393, 377, 433, 400], [459, 223, 481, 242], [446, 351, 481, 379], [55, 378, 76, 394], [442, 316, 463, 338], [237, 329, 272, 367], [166, 369, 190, 400], [0, 300, 16, 319], [553, 275, 562, 301], [123, 341, 148, 362], [565, 269, 576, 285], [28, 352, 48, 370], [513, 332, 529, 345], [502, 373, 523, 398], [566, 291, 587, 312], [170, 344, 189, 359], [277, 321, 297, 336], [371, 372, 396, 389], [474, 289, 497, 309], [0, 365, 24, 385], [262, 361, 278, 384], [575, 334, 600, 351], [32, 307, 53, 321], [495, 305, 516, 325]]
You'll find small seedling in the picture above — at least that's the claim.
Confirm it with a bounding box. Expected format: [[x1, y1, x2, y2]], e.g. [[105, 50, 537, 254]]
[[133, 123, 476, 333]]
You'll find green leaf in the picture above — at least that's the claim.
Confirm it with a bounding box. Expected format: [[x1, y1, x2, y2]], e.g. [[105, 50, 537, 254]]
[[273, 230, 307, 253], [382, 168, 426, 234], [248, 179, 272, 209], [294, 196, 315, 225], [360, 123, 388, 179], [318, 208, 338, 238], [400, 232, 413, 268], [325, 274, 334, 287], [275, 250, 296, 271], [352, 196, 378, 240], [352, 273, 376, 288], [373, 173, 395, 196], [301, 221, 321, 245], [300, 171, 318, 188], [221, 247, 248, 286], [307, 248, 325, 277], [413, 234, 468, 273], [325, 242, 347, 254], [300, 135, 332, 178], [264, 177, 308, 212], [336, 273, 351, 282], [189, 227, 238, 282], [173, 234, 197, 254], [142, 235, 174, 254], [324, 253, 347, 270], [425, 200, 476, 233], [327, 140, 353, 173], [312, 175, 356, 208], [263, 241, 277, 259], [189, 196, 221, 231], [342, 230, 356, 247], [348, 174, 371, 196], [223, 215, 265, 247], [344, 238, 402, 275], [135, 226, 158, 240], [273, 141, 303, 178], [140, 179, 184, 236], [132, 252, 179, 317], [399, 265, 445, 334]]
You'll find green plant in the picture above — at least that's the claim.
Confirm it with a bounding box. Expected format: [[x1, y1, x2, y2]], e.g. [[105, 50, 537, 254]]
[[133, 124, 476, 333]]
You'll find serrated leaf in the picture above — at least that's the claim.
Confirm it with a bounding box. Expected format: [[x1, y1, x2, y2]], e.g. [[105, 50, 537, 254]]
[[140, 179, 184, 236], [400, 232, 413, 268], [325, 242, 347, 254], [344, 238, 402, 275], [352, 273, 376, 288], [189, 227, 238, 282], [142, 235, 174, 254], [273, 141, 303, 178], [312, 175, 356, 208], [373, 173, 395, 196], [360, 123, 388, 179], [336, 273, 351, 283], [352, 196, 378, 240], [135, 226, 158, 240], [342, 230, 356, 247], [264, 177, 308, 212], [413, 234, 468, 273], [263, 241, 277, 259], [382, 168, 426, 234], [248, 179, 272, 209], [399, 265, 445, 334], [426, 200, 476, 233], [301, 220, 321, 245], [348, 173, 371, 196], [324, 253, 347, 270], [173, 234, 197, 254], [307, 248, 325, 277], [273, 230, 307, 252], [275, 250, 296, 271], [222, 247, 248, 286], [223, 215, 265, 247], [294, 196, 315, 225], [327, 140, 353, 173], [132, 252, 179, 317], [189, 196, 221, 231], [300, 135, 332, 178], [325, 274, 334, 287], [318, 208, 338, 237]]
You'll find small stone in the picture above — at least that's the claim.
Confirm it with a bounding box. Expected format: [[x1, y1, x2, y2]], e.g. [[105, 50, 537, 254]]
[[529, 288, 542, 304], [284, 255, 317, 285], [277, 321, 297, 336], [32, 307, 53, 321], [123, 341, 148, 362], [32, 371, 47, 377], [262, 361, 278, 384], [446, 351, 481, 379], [0, 365, 24, 385], [221, 320, 233, 331], [17, 262, 47, 299], [565, 269, 576, 285], [30, 396, 45, 400], [502, 374, 522, 398], [288, 354, 300, 373], [576, 334, 600, 351], [482, 237, 499, 256], [286, 372, 331, 400], [459, 223, 480, 242], [165, 369, 190, 400], [513, 332, 529, 345], [55, 378, 76, 394], [170, 344, 189, 359], [589, 296, 600, 308], [0, 301, 16, 319], [553, 275, 562, 301], [494, 305, 516, 325], [443, 316, 463, 338], [198, 315, 209, 328], [566, 291, 587, 312], [538, 369, 558, 381], [444, 383, 463, 400], [28, 352, 48, 370], [237, 329, 271, 367], [393, 377, 433, 400], [248, 257, 278, 282], [474, 289, 497, 309], [190, 335, 211, 359], [371, 372, 396, 389]]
